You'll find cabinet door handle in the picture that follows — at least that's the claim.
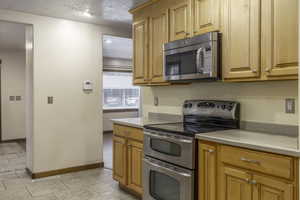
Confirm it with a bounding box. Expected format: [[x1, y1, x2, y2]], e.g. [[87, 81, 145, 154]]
[[251, 68, 257, 73], [265, 68, 271, 72], [208, 149, 214, 153], [250, 180, 257, 185], [240, 157, 260, 165]]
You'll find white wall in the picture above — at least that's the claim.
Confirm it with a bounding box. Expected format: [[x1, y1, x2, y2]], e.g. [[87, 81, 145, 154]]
[[0, 9, 131, 173], [0, 50, 26, 140], [143, 80, 298, 126]]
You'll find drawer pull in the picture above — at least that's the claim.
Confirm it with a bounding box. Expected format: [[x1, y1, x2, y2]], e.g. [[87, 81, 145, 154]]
[[250, 180, 257, 185], [240, 157, 260, 165]]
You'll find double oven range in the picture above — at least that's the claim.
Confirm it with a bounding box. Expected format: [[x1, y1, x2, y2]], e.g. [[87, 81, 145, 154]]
[[143, 100, 240, 200]]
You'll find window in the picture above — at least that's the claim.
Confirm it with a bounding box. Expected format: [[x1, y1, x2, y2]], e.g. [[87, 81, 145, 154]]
[[103, 72, 140, 109]]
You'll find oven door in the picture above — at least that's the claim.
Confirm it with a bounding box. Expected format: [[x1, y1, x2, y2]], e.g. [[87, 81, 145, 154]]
[[144, 130, 195, 169], [143, 157, 194, 200]]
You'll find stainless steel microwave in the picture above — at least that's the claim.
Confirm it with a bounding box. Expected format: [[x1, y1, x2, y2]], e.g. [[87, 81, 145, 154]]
[[163, 31, 220, 81]]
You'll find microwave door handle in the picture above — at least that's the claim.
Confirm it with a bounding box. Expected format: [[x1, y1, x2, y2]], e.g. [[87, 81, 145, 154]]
[[144, 158, 192, 177], [196, 48, 204, 73]]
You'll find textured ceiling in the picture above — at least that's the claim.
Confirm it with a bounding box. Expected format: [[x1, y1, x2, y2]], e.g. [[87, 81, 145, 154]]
[[103, 35, 132, 59], [0, 0, 148, 29], [0, 21, 25, 50]]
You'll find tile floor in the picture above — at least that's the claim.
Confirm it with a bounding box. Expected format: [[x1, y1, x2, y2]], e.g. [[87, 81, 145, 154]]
[[103, 133, 113, 169], [0, 142, 138, 200]]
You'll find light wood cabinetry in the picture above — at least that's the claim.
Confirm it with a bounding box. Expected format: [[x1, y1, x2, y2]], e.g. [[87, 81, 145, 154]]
[[222, 0, 261, 80], [169, 1, 191, 41], [198, 142, 216, 200], [198, 141, 298, 200], [133, 19, 149, 85], [131, 0, 298, 84], [192, 0, 220, 35], [149, 4, 169, 83], [261, 0, 299, 80], [113, 136, 127, 185], [112, 124, 143, 196]]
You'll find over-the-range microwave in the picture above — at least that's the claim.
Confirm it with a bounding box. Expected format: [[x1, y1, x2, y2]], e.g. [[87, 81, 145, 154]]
[[163, 31, 221, 81]]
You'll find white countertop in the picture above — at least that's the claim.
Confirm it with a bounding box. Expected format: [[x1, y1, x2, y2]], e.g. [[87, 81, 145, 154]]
[[196, 129, 300, 157], [111, 117, 176, 129]]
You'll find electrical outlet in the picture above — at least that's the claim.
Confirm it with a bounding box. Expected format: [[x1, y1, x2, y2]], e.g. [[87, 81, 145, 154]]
[[9, 96, 15, 101], [16, 96, 22, 101], [285, 98, 295, 114], [154, 96, 159, 106]]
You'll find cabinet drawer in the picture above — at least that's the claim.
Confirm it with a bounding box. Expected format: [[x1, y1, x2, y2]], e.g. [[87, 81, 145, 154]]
[[113, 124, 143, 142], [220, 145, 295, 180]]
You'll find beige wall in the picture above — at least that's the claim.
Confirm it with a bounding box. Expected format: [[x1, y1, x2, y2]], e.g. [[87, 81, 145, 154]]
[[0, 50, 26, 140], [143, 80, 298, 126], [0, 9, 131, 173]]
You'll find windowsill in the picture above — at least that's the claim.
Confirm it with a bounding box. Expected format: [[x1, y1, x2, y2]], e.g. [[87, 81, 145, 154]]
[[103, 108, 139, 113]]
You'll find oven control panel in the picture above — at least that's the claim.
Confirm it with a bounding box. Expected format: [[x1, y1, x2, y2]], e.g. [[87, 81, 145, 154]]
[[183, 100, 240, 120]]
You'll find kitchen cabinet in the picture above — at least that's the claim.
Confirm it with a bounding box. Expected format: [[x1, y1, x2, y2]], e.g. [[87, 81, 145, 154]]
[[127, 140, 143, 194], [261, 0, 298, 80], [192, 0, 220, 35], [220, 166, 252, 200], [112, 124, 143, 196], [149, 4, 169, 83], [112, 136, 127, 185], [222, 0, 261, 80], [133, 19, 149, 85], [198, 142, 216, 200], [169, 0, 191, 41], [198, 141, 298, 200]]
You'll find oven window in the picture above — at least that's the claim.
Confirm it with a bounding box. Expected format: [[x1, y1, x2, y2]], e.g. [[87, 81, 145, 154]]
[[150, 171, 180, 200], [150, 139, 181, 157]]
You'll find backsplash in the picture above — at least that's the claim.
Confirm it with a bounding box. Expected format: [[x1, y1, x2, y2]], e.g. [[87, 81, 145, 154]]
[[142, 80, 298, 125]]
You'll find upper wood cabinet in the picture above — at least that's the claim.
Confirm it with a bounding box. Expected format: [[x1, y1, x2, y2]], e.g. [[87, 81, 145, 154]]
[[193, 0, 220, 35], [149, 4, 169, 83], [169, 1, 192, 41], [261, 0, 298, 80], [133, 19, 149, 85], [222, 0, 261, 80]]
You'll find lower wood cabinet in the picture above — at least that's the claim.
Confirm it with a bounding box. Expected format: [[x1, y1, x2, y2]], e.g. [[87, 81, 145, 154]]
[[112, 124, 143, 196], [198, 141, 298, 200]]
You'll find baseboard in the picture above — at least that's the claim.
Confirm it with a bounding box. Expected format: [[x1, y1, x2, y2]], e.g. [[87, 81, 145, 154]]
[[26, 162, 104, 179], [0, 138, 26, 143], [103, 130, 113, 134]]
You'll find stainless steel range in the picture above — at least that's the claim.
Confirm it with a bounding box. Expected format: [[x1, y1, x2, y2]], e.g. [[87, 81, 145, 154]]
[[143, 100, 240, 200]]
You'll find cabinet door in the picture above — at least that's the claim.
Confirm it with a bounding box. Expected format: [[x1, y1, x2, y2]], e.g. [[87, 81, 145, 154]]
[[133, 19, 149, 85], [253, 174, 294, 200], [127, 140, 143, 195], [219, 166, 252, 200], [261, 0, 298, 80], [193, 0, 220, 35], [149, 9, 169, 83], [113, 136, 127, 185], [199, 142, 216, 200], [169, 1, 191, 41], [222, 0, 261, 80]]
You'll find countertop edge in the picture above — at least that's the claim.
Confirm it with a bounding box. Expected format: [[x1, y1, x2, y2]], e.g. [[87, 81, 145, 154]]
[[196, 135, 300, 157], [111, 119, 143, 129]]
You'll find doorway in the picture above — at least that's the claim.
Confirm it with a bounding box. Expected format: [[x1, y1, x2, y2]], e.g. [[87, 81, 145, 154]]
[[102, 35, 140, 169], [0, 21, 33, 175]]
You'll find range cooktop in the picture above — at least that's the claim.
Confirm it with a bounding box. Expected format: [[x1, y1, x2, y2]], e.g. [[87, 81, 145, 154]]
[[144, 100, 240, 137], [144, 122, 234, 137]]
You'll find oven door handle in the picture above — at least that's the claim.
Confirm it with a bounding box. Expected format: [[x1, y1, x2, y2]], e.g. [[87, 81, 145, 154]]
[[144, 158, 192, 177], [144, 132, 193, 144]]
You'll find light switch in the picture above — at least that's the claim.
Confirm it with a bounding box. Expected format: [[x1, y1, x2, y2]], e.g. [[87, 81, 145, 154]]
[[16, 96, 22, 101], [285, 98, 295, 114]]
